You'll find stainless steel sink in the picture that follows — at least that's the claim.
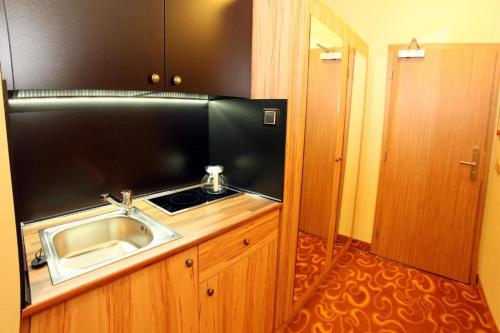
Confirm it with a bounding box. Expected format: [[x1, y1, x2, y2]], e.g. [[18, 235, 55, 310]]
[[39, 207, 181, 284]]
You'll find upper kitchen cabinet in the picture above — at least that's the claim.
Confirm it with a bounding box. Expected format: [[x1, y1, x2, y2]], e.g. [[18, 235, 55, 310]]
[[2, 0, 165, 91], [167, 0, 292, 99], [165, 0, 253, 97], [164, 0, 290, 99], [0, 0, 290, 98]]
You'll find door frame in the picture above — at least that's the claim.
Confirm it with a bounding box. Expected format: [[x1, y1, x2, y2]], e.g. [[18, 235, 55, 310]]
[[372, 43, 500, 284]]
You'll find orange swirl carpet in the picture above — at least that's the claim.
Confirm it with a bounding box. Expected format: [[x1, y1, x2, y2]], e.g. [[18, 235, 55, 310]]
[[294, 231, 328, 301], [294, 231, 346, 301], [287, 247, 498, 333]]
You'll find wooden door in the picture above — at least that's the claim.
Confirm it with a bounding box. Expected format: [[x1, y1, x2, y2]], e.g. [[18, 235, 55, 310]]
[[299, 48, 343, 238], [3, 0, 165, 91], [373, 44, 500, 283], [199, 241, 277, 333], [27, 247, 199, 333]]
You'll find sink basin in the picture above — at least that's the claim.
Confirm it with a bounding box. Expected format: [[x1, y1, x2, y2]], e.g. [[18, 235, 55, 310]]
[[39, 207, 181, 284]]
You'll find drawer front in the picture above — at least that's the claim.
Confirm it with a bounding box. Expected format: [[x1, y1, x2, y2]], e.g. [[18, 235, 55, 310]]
[[199, 209, 279, 282]]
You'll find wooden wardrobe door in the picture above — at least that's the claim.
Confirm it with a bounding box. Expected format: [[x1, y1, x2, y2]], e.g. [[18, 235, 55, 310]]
[[373, 45, 500, 282]]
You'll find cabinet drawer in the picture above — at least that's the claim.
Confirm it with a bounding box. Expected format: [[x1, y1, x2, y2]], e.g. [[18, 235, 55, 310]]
[[199, 209, 279, 281]]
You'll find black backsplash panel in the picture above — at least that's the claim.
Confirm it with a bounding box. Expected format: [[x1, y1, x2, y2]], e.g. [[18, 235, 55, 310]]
[[208, 99, 287, 200], [8, 98, 209, 222]]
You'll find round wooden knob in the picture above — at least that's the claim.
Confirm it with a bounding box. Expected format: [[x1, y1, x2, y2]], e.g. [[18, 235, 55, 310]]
[[150, 73, 161, 84], [243, 239, 250, 246], [207, 288, 215, 297], [185, 259, 194, 268], [172, 75, 182, 86]]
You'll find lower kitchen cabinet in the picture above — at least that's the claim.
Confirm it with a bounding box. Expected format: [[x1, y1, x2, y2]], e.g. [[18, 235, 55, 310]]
[[199, 241, 277, 333], [198, 210, 279, 333], [26, 247, 199, 333], [22, 208, 280, 333]]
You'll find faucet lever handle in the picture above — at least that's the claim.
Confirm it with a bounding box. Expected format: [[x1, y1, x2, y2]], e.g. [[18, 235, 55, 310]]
[[100, 193, 110, 203], [121, 190, 132, 206]]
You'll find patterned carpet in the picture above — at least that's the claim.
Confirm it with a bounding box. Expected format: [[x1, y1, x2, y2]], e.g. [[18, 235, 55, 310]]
[[294, 231, 346, 301], [294, 231, 328, 301], [287, 247, 499, 333]]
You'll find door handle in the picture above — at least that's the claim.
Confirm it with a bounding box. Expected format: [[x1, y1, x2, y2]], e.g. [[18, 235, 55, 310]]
[[459, 146, 480, 181]]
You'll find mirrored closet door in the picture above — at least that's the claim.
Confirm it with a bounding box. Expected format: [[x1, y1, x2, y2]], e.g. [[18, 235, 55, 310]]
[[293, 15, 345, 303]]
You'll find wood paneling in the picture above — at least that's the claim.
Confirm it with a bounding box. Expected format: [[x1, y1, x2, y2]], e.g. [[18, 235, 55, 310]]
[[273, 0, 311, 326], [373, 44, 500, 283], [22, 194, 281, 317], [199, 210, 279, 282], [251, 0, 292, 99], [27, 247, 198, 333], [299, 49, 343, 239], [199, 240, 277, 333]]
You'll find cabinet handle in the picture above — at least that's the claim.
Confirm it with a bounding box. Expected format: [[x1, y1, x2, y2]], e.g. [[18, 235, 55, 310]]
[[243, 239, 250, 246], [150, 73, 161, 84], [172, 75, 182, 86], [207, 288, 215, 297], [185, 259, 194, 268]]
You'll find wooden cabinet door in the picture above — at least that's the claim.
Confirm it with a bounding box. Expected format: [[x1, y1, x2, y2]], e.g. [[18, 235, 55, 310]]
[[165, 0, 253, 97], [199, 241, 277, 333], [3, 0, 165, 91], [28, 247, 198, 333]]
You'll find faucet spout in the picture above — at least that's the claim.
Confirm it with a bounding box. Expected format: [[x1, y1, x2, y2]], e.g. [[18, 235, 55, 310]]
[[101, 190, 133, 212]]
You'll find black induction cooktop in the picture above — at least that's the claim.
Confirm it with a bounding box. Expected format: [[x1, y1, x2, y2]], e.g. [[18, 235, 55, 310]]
[[146, 186, 241, 215]]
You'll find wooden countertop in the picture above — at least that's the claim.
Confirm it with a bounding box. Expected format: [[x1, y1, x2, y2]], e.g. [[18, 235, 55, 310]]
[[21, 192, 281, 317]]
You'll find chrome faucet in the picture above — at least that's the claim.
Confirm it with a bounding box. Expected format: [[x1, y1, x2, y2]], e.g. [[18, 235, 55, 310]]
[[101, 190, 133, 212]]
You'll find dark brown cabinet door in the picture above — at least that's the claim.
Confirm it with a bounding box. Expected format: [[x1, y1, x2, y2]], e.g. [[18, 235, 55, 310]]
[[3, 0, 165, 91], [165, 0, 253, 97]]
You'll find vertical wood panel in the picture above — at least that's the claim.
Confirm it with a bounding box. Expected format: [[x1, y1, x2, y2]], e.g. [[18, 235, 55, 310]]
[[251, 0, 291, 99], [273, 0, 311, 326]]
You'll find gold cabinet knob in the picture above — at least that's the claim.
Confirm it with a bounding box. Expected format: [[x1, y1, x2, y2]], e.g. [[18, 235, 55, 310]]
[[185, 259, 194, 268], [172, 75, 182, 86], [150, 73, 161, 84], [207, 288, 215, 297], [243, 239, 250, 246]]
